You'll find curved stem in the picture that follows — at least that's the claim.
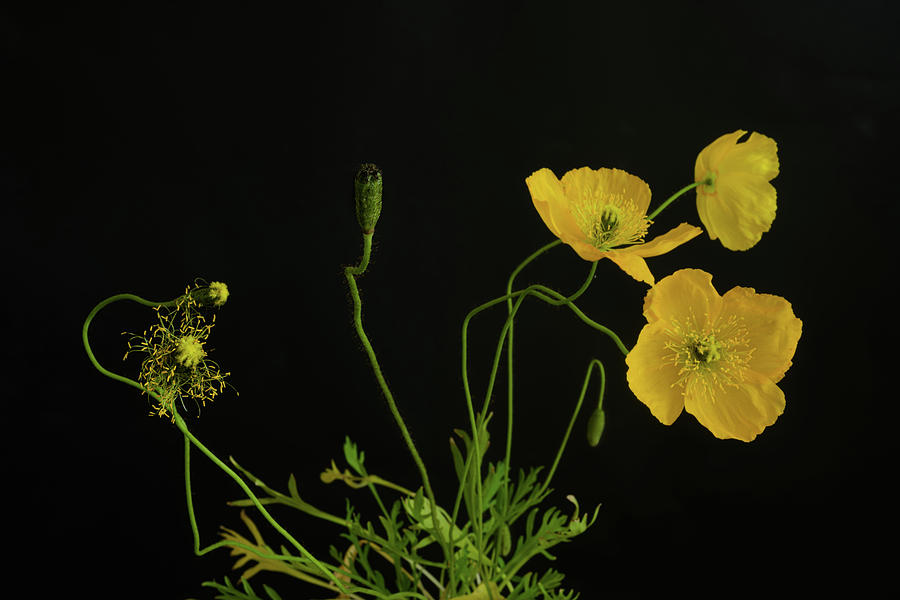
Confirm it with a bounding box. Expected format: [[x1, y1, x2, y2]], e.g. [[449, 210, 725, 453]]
[[536, 359, 605, 498], [183, 436, 337, 572], [503, 241, 562, 515], [647, 181, 701, 221], [176, 413, 348, 593], [458, 266, 605, 585], [503, 243, 590, 513], [83, 290, 349, 594], [343, 233, 449, 566], [82, 293, 182, 393]]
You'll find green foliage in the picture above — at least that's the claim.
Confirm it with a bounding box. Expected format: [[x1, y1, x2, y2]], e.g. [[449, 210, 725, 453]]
[[200, 576, 282, 600], [86, 153, 792, 599], [206, 432, 597, 599], [87, 205, 612, 599]]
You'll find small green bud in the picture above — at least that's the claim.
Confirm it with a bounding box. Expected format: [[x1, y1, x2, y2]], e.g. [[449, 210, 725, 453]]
[[587, 407, 606, 447], [354, 163, 383, 233]]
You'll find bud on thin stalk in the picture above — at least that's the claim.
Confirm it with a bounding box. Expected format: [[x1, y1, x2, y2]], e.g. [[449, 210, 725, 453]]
[[587, 407, 606, 447], [354, 163, 383, 233]]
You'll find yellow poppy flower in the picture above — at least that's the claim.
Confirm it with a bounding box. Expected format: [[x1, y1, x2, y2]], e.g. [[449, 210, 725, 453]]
[[625, 269, 801, 442], [526, 167, 702, 285], [695, 130, 780, 250]]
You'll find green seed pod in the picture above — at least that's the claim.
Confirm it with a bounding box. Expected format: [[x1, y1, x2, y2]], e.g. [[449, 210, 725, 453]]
[[587, 407, 606, 447], [354, 163, 383, 233]]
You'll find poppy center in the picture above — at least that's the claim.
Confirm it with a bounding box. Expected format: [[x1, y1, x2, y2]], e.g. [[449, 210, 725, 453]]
[[589, 205, 621, 247], [690, 334, 722, 364], [571, 193, 650, 251]]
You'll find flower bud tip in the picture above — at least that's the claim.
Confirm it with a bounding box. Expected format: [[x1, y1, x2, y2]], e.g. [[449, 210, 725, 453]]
[[354, 163, 383, 233]]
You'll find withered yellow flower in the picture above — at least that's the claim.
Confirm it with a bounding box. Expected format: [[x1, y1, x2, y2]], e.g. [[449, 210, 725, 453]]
[[626, 269, 801, 442], [526, 167, 701, 285], [695, 130, 780, 250]]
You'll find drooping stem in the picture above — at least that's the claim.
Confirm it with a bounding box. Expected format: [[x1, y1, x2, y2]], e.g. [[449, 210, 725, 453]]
[[503, 241, 592, 514], [536, 359, 605, 497], [82, 293, 182, 393], [457, 263, 620, 585]]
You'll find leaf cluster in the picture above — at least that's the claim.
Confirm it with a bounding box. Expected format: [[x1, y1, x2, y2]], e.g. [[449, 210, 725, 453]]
[[204, 435, 597, 599]]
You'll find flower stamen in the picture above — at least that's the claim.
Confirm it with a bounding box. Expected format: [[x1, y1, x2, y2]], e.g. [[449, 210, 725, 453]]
[[664, 314, 755, 400], [571, 192, 650, 251]]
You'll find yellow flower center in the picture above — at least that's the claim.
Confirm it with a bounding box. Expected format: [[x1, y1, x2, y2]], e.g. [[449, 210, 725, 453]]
[[690, 334, 722, 363], [175, 335, 206, 368], [570, 193, 650, 252], [664, 314, 755, 401]]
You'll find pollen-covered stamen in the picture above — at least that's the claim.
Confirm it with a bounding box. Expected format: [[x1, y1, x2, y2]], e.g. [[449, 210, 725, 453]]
[[570, 191, 651, 251], [691, 334, 722, 363], [175, 335, 206, 368], [587, 205, 621, 248], [123, 284, 234, 421], [663, 315, 755, 398]]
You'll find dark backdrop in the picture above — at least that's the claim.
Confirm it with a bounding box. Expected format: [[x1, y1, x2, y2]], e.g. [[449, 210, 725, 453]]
[[4, 2, 895, 598]]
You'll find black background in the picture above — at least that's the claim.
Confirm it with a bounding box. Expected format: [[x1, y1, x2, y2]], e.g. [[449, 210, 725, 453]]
[[4, 2, 896, 598]]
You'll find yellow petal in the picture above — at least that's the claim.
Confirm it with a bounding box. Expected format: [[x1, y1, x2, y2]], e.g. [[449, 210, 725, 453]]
[[605, 250, 655, 284], [694, 130, 779, 251], [560, 167, 652, 216], [721, 286, 802, 383], [694, 130, 748, 179], [599, 224, 703, 284], [718, 131, 779, 182], [699, 176, 777, 250], [683, 369, 785, 442], [642, 268, 722, 328], [630, 222, 703, 258], [626, 321, 685, 425], [568, 240, 605, 261], [525, 168, 582, 242]]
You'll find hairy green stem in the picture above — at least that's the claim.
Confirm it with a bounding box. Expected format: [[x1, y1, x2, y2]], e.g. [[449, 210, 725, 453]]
[[343, 233, 450, 572]]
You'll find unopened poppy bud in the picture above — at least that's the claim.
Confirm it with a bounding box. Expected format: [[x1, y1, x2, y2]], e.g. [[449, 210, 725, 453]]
[[587, 407, 606, 447], [194, 281, 229, 308], [354, 163, 383, 233]]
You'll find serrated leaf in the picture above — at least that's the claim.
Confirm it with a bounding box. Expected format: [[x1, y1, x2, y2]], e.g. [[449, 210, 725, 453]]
[[241, 577, 254, 594], [449, 437, 466, 482], [343, 436, 365, 474]]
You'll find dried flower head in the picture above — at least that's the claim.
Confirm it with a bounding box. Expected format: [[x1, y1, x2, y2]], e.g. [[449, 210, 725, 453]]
[[124, 283, 234, 420]]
